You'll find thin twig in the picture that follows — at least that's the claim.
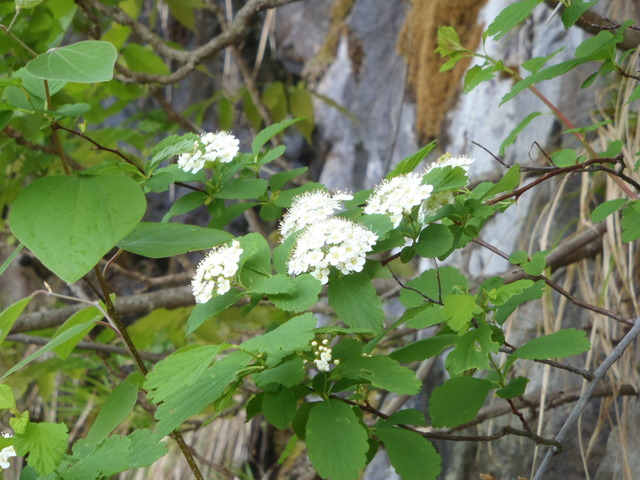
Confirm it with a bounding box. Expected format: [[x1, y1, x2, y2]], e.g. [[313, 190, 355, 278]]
[[499, 346, 594, 381], [533, 318, 640, 479]]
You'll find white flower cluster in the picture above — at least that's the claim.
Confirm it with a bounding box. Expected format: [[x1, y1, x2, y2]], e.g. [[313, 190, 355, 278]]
[[0, 433, 15, 470], [279, 190, 353, 239], [311, 339, 339, 372], [287, 217, 377, 284], [191, 240, 243, 304], [420, 154, 475, 220], [178, 131, 240, 173], [363, 173, 434, 227]]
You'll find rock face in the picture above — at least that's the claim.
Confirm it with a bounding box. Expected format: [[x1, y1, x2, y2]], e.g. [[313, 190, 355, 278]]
[[276, 0, 639, 478]]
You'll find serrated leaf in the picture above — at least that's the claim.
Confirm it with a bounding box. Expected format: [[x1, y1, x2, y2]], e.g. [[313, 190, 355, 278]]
[[495, 280, 544, 325], [402, 303, 446, 329], [487, 279, 534, 305], [268, 274, 322, 313], [66, 436, 131, 479], [591, 199, 627, 223], [428, 377, 493, 428], [306, 399, 368, 480], [10, 175, 146, 283], [241, 312, 316, 356], [13, 422, 69, 476], [252, 118, 302, 154], [118, 222, 232, 258], [328, 272, 384, 333], [442, 293, 477, 332], [522, 250, 548, 276], [387, 141, 437, 179], [486, 0, 544, 40], [561, 0, 598, 28], [464, 64, 494, 93], [511, 328, 590, 360], [0, 384, 16, 411], [445, 326, 500, 376], [26, 41, 117, 83], [0, 297, 32, 344], [336, 355, 421, 395], [86, 381, 138, 444], [263, 387, 297, 429], [400, 267, 468, 308], [521, 48, 564, 74], [376, 427, 441, 480], [382, 409, 427, 427], [389, 334, 457, 363], [248, 274, 295, 295], [126, 430, 167, 469]]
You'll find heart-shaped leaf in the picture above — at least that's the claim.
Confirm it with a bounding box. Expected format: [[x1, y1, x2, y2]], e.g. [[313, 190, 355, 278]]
[[10, 175, 146, 283], [25, 41, 117, 83]]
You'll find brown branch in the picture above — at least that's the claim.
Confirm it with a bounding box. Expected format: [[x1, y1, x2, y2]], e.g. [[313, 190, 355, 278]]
[[85, 0, 304, 84], [499, 346, 594, 381], [5, 333, 165, 362]]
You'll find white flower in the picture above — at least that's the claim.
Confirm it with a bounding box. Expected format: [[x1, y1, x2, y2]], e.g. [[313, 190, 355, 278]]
[[0, 434, 15, 470], [312, 341, 335, 372], [364, 173, 433, 228], [287, 217, 377, 284], [315, 359, 330, 372], [279, 190, 353, 239], [191, 240, 243, 304], [177, 131, 240, 173], [424, 154, 475, 174]]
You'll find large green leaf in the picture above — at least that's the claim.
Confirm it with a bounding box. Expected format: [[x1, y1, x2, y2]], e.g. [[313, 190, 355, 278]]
[[240, 313, 316, 357], [262, 387, 297, 429], [336, 355, 421, 395], [511, 328, 590, 360], [486, 0, 545, 40], [328, 273, 384, 333], [13, 422, 69, 476], [376, 427, 441, 480], [25, 41, 117, 83], [306, 399, 369, 480], [10, 175, 146, 283], [428, 377, 492, 428], [118, 222, 232, 258], [86, 381, 138, 445], [268, 274, 322, 313]]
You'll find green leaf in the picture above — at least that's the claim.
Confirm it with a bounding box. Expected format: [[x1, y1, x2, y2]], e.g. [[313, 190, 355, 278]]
[[13, 422, 69, 476], [86, 381, 138, 444], [328, 272, 384, 333], [288, 84, 315, 143], [164, 0, 203, 30], [269, 274, 323, 313], [400, 267, 468, 308], [628, 84, 640, 104], [241, 313, 316, 356], [145, 345, 222, 402], [16, 0, 44, 8], [382, 409, 427, 427], [122, 43, 170, 75], [216, 178, 268, 200], [26, 41, 118, 83], [0, 297, 32, 344], [14, 68, 66, 99], [2, 320, 97, 379], [66, 436, 132, 479], [562, 0, 598, 28], [0, 384, 17, 412], [270, 167, 308, 191], [387, 141, 437, 179], [521, 48, 564, 74], [144, 165, 205, 193], [118, 222, 232, 258], [389, 334, 457, 363], [376, 427, 441, 480], [551, 148, 578, 167], [522, 251, 548, 276], [501, 59, 587, 104], [442, 293, 477, 332], [464, 64, 494, 93], [186, 289, 243, 334], [415, 224, 454, 258], [148, 133, 198, 172], [336, 355, 420, 395], [208, 201, 258, 229], [487, 279, 534, 305], [306, 399, 369, 480], [53, 103, 91, 119], [496, 376, 529, 399], [162, 192, 208, 222], [402, 303, 446, 329], [621, 200, 640, 242], [10, 175, 146, 284], [486, 0, 544, 40], [252, 118, 302, 154], [51, 307, 101, 359], [263, 387, 297, 429], [253, 356, 305, 389], [591, 199, 628, 223], [237, 233, 271, 287], [575, 30, 616, 60], [248, 274, 295, 295], [495, 280, 545, 325], [125, 430, 168, 469], [509, 250, 528, 265], [445, 326, 500, 376], [499, 113, 542, 155], [428, 377, 493, 428], [562, 119, 612, 134], [511, 328, 590, 360]]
